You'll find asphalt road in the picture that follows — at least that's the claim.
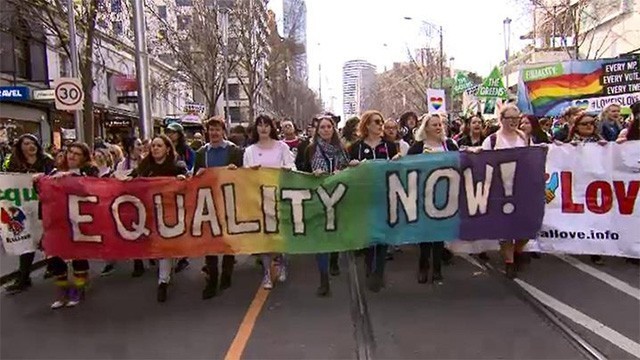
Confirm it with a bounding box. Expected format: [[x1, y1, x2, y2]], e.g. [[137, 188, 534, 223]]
[[1, 249, 639, 359]]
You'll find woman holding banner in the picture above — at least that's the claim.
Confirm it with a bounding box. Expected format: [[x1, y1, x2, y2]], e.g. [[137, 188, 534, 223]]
[[299, 114, 350, 296], [457, 114, 485, 148], [243, 115, 296, 290], [348, 111, 398, 292], [407, 113, 459, 285], [129, 135, 188, 302], [481, 105, 531, 279], [42, 142, 99, 309], [3, 134, 55, 295]]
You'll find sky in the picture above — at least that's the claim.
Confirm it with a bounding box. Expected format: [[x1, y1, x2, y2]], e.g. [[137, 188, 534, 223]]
[[270, 0, 533, 115]]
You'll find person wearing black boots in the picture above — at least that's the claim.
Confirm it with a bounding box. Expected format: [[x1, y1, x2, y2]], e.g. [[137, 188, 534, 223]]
[[193, 117, 244, 299], [406, 113, 459, 285], [299, 114, 349, 296], [348, 111, 398, 292], [3, 134, 55, 295]]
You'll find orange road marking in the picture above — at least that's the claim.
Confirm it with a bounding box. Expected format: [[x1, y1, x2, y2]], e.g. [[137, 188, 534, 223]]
[[224, 287, 270, 360]]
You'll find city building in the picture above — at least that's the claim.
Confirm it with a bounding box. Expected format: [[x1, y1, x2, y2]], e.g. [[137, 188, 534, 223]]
[[0, 0, 191, 147], [282, 0, 308, 84], [148, 0, 272, 125], [505, 0, 639, 87], [342, 60, 376, 118]]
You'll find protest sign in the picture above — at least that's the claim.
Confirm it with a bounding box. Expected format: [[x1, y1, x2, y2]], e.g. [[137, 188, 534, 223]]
[[517, 56, 640, 117], [427, 89, 447, 113], [38, 147, 547, 259], [0, 174, 41, 255], [477, 67, 508, 99], [453, 72, 475, 95]]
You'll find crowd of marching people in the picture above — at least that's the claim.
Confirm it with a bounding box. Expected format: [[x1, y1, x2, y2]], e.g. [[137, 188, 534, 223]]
[[1, 100, 639, 309]]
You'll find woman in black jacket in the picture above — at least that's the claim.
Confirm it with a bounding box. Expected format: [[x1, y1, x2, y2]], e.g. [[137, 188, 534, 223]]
[[300, 115, 350, 296], [348, 110, 398, 293], [130, 135, 188, 303], [3, 134, 55, 294], [43, 142, 99, 309], [407, 113, 459, 285]]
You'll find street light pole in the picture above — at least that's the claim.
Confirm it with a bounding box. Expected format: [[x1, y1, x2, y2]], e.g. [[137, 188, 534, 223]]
[[221, 7, 231, 128], [67, 0, 84, 143], [132, 0, 153, 140], [439, 25, 443, 88], [503, 17, 512, 93]]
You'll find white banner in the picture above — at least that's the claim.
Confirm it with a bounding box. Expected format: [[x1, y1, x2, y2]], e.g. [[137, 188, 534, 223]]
[[527, 142, 640, 258], [450, 142, 640, 258], [0, 174, 42, 255]]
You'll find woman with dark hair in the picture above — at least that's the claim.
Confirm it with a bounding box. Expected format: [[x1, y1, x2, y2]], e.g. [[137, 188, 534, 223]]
[[3, 134, 55, 294], [341, 116, 360, 148], [165, 123, 195, 172], [348, 110, 398, 292], [299, 115, 350, 296], [42, 142, 98, 309], [407, 113, 459, 285], [165, 123, 195, 273], [128, 135, 188, 302], [458, 115, 485, 148], [243, 114, 295, 290], [399, 111, 418, 145], [520, 115, 551, 144], [115, 136, 143, 176]]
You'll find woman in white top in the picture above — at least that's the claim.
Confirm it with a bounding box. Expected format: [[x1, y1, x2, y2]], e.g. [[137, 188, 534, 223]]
[[114, 136, 143, 177], [243, 115, 296, 289], [481, 104, 530, 279]]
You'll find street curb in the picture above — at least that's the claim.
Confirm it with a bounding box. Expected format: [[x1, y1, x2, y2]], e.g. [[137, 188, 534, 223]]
[[0, 259, 48, 286]]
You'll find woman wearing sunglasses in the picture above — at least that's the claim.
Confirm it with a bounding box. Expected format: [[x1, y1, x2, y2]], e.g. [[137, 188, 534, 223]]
[[348, 110, 398, 292]]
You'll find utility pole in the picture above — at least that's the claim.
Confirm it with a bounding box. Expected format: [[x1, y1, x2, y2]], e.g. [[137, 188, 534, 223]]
[[67, 0, 84, 143], [132, 0, 153, 140], [220, 5, 231, 128], [439, 25, 443, 89], [503, 17, 512, 92]]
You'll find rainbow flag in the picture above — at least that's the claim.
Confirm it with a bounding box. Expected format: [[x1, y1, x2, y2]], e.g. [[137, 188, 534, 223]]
[[517, 57, 640, 117], [38, 148, 547, 259]]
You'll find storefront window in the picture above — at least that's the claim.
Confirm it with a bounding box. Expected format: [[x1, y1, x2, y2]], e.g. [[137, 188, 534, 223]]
[[0, 119, 40, 144]]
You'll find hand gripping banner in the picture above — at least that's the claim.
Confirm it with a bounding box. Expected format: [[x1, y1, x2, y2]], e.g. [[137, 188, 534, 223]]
[[38, 147, 547, 259]]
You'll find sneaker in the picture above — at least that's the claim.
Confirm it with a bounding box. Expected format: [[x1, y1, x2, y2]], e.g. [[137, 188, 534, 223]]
[[277, 264, 287, 282], [262, 275, 273, 290], [66, 288, 80, 307], [433, 272, 444, 285], [202, 283, 219, 300], [157, 282, 168, 302], [100, 264, 115, 277], [51, 288, 68, 310], [175, 258, 190, 273], [50, 300, 67, 309]]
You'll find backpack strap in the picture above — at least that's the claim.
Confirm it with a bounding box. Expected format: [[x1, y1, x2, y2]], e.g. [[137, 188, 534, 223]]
[[490, 133, 497, 150]]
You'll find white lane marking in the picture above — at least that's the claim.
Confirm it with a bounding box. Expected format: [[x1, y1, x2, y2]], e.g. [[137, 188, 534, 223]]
[[515, 278, 640, 359], [458, 254, 486, 271], [554, 255, 640, 301]]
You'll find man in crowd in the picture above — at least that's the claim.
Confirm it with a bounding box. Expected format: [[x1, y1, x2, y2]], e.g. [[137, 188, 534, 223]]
[[193, 116, 244, 299], [281, 119, 300, 156]]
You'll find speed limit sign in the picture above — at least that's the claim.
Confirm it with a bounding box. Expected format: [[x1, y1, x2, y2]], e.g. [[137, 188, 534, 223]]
[[53, 77, 84, 111]]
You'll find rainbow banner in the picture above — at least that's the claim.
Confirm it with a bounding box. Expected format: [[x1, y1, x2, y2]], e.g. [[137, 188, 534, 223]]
[[38, 147, 547, 259], [517, 57, 640, 117]]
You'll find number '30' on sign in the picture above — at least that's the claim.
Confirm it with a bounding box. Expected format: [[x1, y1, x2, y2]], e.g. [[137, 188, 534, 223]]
[[53, 77, 84, 111]]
